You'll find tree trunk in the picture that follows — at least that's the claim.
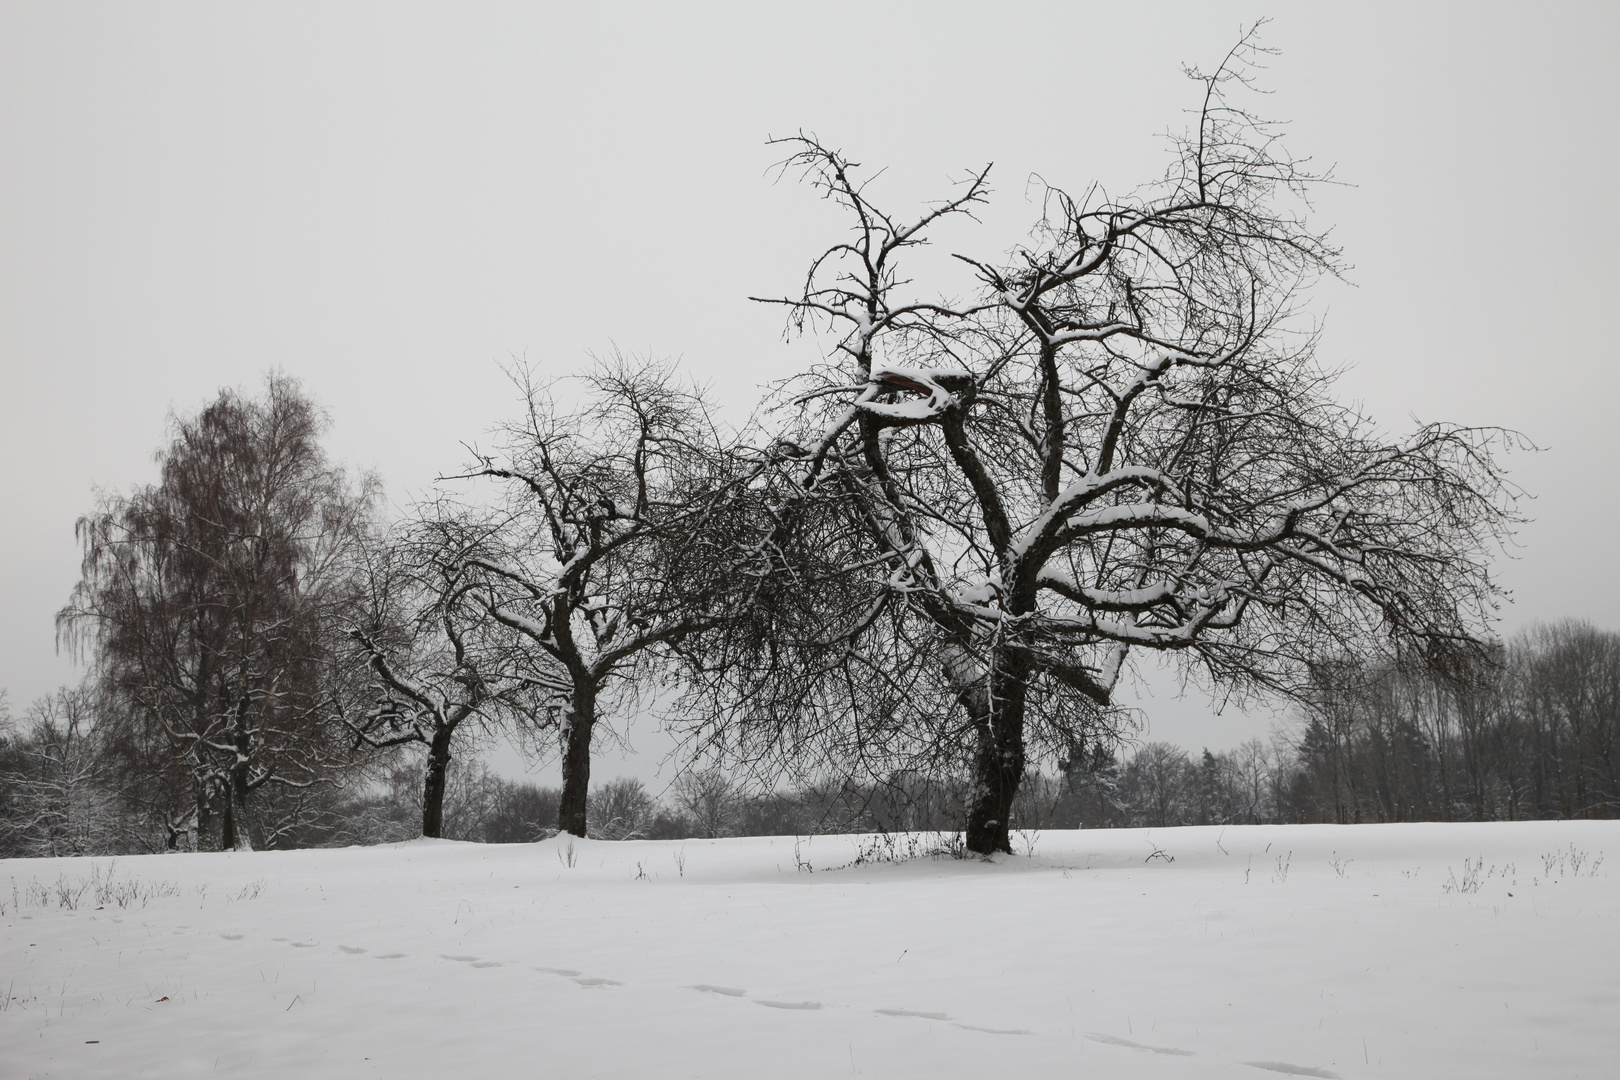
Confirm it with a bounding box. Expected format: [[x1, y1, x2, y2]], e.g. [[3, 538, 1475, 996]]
[[421, 726, 454, 839], [964, 661, 1029, 855], [219, 796, 235, 851], [556, 690, 596, 838], [195, 789, 212, 852], [221, 768, 254, 851], [222, 695, 255, 851]]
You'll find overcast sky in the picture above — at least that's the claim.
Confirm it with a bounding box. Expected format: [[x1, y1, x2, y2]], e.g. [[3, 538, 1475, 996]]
[[3, 2, 1616, 784]]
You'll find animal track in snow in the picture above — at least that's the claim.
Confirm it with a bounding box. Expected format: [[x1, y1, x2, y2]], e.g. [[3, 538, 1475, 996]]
[[690, 985, 1002, 1031], [218, 933, 245, 941], [1243, 1063, 1340, 1078], [441, 954, 479, 962], [1086, 1033, 1195, 1056], [373, 953, 407, 960], [535, 967, 582, 977], [338, 946, 367, 954], [572, 976, 622, 987], [290, 941, 319, 948], [470, 961, 502, 968], [689, 985, 746, 997]]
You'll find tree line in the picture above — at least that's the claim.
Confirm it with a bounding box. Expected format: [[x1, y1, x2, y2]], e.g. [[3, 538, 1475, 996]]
[[10, 612, 1614, 860], [4, 33, 1537, 856]]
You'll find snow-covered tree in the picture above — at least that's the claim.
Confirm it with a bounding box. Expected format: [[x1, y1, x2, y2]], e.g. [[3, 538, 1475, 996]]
[[725, 30, 1520, 854], [0, 686, 120, 857]]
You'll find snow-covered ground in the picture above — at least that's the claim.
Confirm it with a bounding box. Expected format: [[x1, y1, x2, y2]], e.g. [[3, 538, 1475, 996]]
[[2, 821, 1614, 1079]]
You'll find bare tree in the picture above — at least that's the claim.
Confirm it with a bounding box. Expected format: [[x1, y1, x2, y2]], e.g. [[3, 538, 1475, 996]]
[[343, 509, 558, 839], [59, 374, 380, 851], [731, 29, 1520, 853], [587, 777, 655, 841], [1120, 743, 1197, 827], [1266, 622, 1620, 825], [452, 358, 753, 837], [1227, 737, 1278, 824], [1511, 621, 1620, 818], [670, 767, 738, 839], [0, 686, 119, 857]]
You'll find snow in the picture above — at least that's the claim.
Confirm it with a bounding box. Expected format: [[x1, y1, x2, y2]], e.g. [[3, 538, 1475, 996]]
[[1009, 465, 1168, 560], [857, 398, 941, 421], [859, 365, 972, 422], [2, 821, 1615, 1078]]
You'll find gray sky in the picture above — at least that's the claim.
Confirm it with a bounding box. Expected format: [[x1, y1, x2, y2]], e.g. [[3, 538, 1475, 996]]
[[3, 2, 1616, 784]]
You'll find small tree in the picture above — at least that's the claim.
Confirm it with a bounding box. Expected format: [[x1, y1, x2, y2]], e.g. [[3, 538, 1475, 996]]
[[727, 29, 1520, 853], [0, 686, 119, 857], [345, 509, 557, 838], [587, 777, 656, 841], [454, 359, 752, 837], [670, 767, 738, 839]]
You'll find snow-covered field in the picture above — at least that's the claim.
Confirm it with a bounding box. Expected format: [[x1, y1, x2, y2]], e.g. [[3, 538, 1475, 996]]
[[2, 822, 1614, 1079]]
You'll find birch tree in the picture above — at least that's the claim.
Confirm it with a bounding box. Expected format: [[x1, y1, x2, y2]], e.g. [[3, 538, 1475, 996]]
[[729, 30, 1520, 854], [60, 374, 379, 851]]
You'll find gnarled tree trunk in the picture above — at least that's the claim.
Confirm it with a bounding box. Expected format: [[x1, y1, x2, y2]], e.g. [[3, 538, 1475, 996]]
[[963, 657, 1030, 855], [421, 726, 454, 839], [556, 690, 596, 838]]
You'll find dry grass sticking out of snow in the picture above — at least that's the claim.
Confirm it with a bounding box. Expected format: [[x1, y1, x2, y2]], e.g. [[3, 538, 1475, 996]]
[[1, 821, 1614, 1079]]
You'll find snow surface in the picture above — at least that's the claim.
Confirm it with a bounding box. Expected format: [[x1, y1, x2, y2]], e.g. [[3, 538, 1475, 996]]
[[2, 821, 1615, 1078]]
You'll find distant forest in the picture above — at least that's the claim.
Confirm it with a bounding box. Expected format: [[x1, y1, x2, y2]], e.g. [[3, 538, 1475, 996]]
[[4, 618, 1615, 857]]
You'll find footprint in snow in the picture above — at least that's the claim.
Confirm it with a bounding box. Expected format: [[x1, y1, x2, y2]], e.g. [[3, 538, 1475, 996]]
[[689, 985, 747, 997], [875, 1008, 950, 1021], [373, 953, 407, 960], [535, 967, 582, 977], [953, 1023, 1031, 1036], [1243, 1063, 1340, 1079], [1086, 1033, 1194, 1057], [338, 946, 367, 954], [471, 961, 502, 969], [219, 933, 245, 941], [573, 976, 622, 988], [290, 942, 319, 948], [755, 1000, 822, 1011], [441, 954, 479, 963]]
